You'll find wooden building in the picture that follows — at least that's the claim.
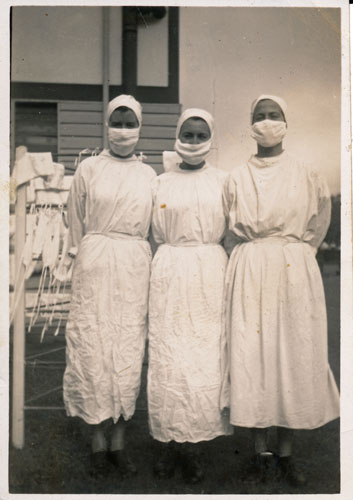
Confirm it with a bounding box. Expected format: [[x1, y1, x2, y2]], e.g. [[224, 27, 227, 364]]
[[11, 6, 181, 174]]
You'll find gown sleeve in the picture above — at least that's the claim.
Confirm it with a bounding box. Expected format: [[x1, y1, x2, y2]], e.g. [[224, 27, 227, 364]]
[[147, 174, 158, 255], [150, 175, 165, 246], [222, 172, 239, 256], [67, 162, 88, 256], [304, 168, 332, 251]]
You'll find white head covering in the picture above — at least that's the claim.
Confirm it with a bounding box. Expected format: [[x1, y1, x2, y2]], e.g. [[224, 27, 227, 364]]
[[176, 108, 214, 139], [250, 94, 287, 123], [163, 108, 214, 173], [106, 94, 143, 127]]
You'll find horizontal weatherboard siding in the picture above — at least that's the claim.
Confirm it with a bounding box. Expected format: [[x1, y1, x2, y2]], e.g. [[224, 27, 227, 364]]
[[58, 101, 181, 174]]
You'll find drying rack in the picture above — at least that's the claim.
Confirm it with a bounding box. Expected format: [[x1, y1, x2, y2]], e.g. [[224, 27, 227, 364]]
[[11, 147, 95, 449]]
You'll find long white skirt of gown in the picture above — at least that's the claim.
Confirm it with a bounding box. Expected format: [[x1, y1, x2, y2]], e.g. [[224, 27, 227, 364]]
[[224, 238, 340, 429], [64, 234, 151, 425], [148, 244, 232, 442]]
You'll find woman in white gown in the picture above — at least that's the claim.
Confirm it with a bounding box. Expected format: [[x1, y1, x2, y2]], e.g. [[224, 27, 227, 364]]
[[63, 95, 156, 474], [224, 95, 340, 485], [148, 109, 232, 484]]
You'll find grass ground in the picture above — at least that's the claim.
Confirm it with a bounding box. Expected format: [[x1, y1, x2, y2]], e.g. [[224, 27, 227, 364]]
[[8, 262, 340, 494]]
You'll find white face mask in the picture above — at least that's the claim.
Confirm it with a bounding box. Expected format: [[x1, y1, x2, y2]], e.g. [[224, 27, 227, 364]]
[[174, 138, 212, 166], [108, 127, 140, 157], [251, 119, 287, 147]]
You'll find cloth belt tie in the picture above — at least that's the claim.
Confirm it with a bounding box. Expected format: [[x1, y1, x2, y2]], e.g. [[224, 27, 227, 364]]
[[245, 236, 303, 245], [86, 231, 146, 241], [163, 242, 220, 247]]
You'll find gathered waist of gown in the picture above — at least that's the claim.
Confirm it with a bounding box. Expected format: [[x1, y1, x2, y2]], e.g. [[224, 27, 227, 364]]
[[85, 231, 146, 241], [241, 235, 304, 246], [161, 241, 221, 248]]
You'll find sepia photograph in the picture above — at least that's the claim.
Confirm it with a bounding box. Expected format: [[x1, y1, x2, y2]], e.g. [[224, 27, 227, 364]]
[[2, 0, 352, 497]]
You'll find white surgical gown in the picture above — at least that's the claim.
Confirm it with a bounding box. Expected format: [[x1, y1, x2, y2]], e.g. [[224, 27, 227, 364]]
[[223, 152, 340, 429], [148, 163, 233, 443], [63, 150, 156, 424]]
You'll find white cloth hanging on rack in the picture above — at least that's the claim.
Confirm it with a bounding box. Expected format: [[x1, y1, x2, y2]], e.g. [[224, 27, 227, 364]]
[[11, 152, 55, 203], [10, 154, 70, 337]]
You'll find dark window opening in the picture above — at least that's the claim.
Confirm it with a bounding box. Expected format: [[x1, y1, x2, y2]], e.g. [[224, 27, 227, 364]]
[[14, 102, 58, 156]]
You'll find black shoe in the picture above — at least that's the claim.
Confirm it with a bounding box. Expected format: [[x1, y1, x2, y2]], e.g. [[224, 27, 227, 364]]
[[153, 445, 177, 479], [275, 455, 307, 487], [181, 451, 204, 484], [108, 449, 137, 476], [90, 450, 107, 477], [241, 452, 275, 484]]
